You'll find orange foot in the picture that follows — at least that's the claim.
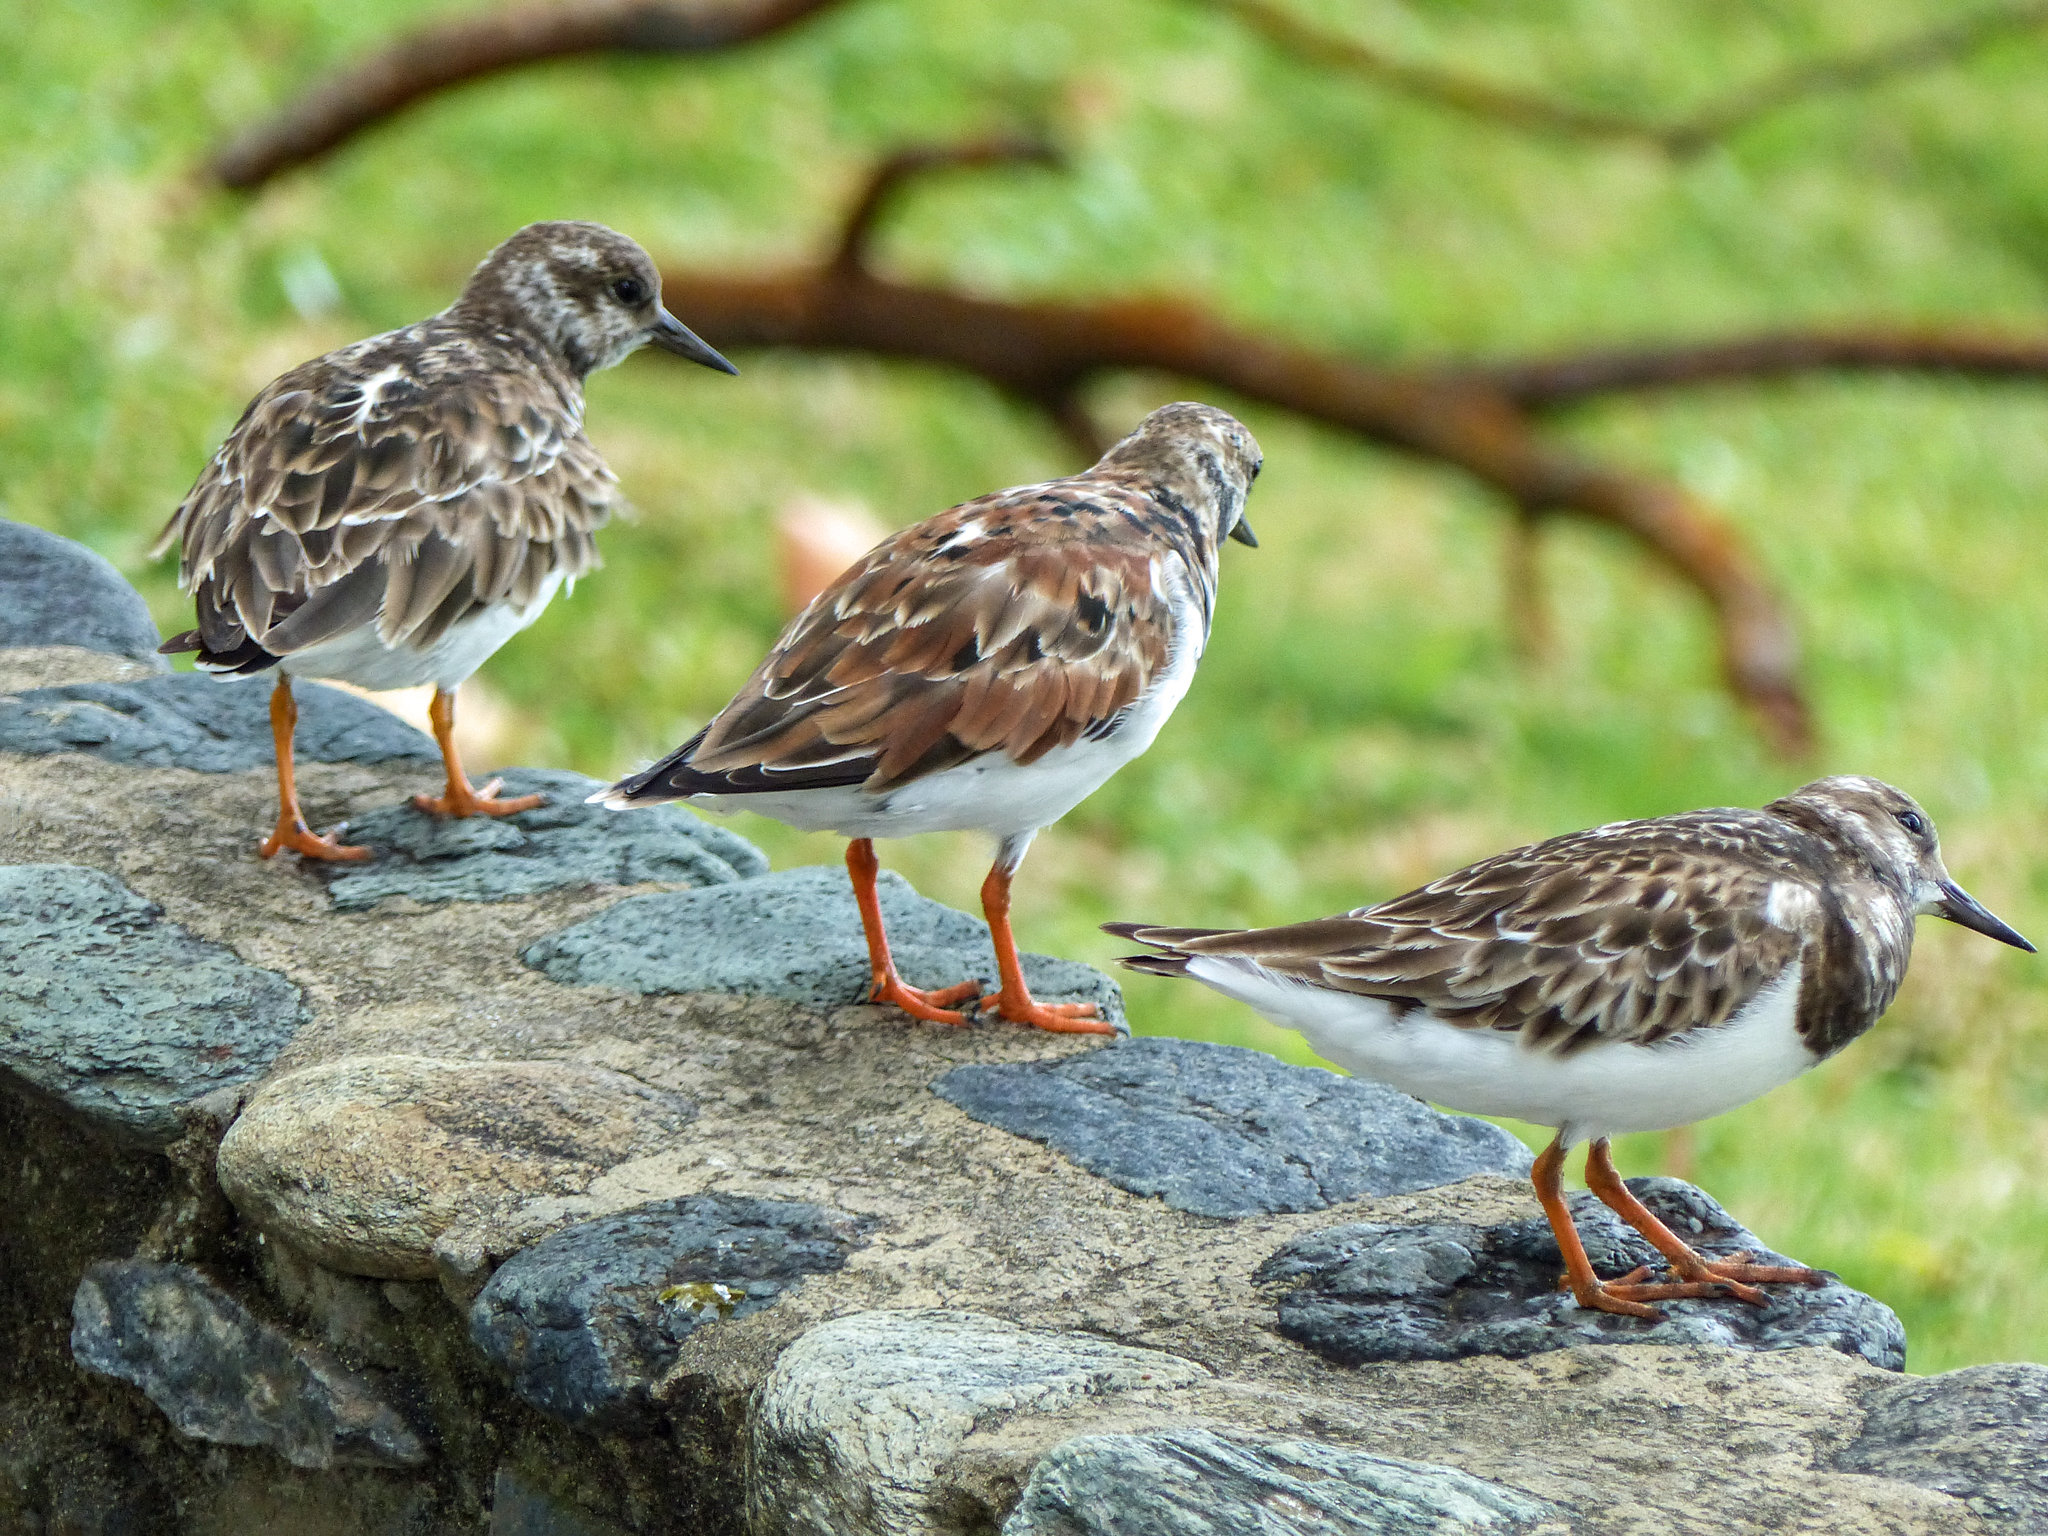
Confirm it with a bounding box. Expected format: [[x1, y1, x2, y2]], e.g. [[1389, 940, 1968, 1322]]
[[975, 992, 1117, 1036], [413, 777, 545, 819], [260, 815, 372, 863], [871, 973, 980, 1026], [1658, 1250, 1825, 1307]]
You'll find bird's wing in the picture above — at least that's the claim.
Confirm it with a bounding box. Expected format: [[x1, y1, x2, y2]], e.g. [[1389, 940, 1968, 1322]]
[[1111, 815, 1815, 1053], [154, 330, 616, 661], [624, 480, 1189, 798]]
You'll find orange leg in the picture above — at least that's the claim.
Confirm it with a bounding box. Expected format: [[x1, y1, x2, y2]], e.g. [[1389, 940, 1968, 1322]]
[[973, 860, 1114, 1036], [846, 839, 979, 1024], [412, 686, 543, 818], [258, 677, 371, 863], [1531, 1137, 1742, 1319], [1583, 1138, 1822, 1304]]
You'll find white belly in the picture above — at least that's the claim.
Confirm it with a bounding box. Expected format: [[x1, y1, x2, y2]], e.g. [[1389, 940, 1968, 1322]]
[[278, 573, 565, 692], [691, 591, 1205, 843], [1184, 956, 1818, 1145]]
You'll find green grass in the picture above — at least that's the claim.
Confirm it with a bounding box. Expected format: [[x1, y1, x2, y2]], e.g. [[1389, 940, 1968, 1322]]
[[9, 0, 2048, 1372]]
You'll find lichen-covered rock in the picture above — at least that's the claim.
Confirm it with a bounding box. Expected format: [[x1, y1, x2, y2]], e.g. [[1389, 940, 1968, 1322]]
[[318, 768, 767, 911], [0, 673, 434, 772], [523, 864, 1122, 1027], [0, 864, 305, 1143], [1003, 1428, 1558, 1535], [750, 1310, 1209, 1536], [1834, 1363, 2048, 1527], [0, 520, 167, 663], [216, 1056, 697, 1280], [471, 1194, 874, 1427], [1257, 1177, 1905, 1370], [932, 1036, 1529, 1218], [71, 1260, 425, 1469]]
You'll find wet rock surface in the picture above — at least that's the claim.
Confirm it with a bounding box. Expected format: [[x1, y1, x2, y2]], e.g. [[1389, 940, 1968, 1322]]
[[71, 1259, 426, 1470], [0, 671, 436, 771], [317, 768, 769, 911], [216, 1055, 698, 1280], [933, 1036, 1531, 1218], [522, 863, 1123, 1027], [1257, 1176, 1905, 1370], [1002, 1427, 1559, 1536], [471, 1194, 875, 1427], [0, 863, 304, 1142], [1834, 1363, 2048, 1528], [0, 518, 167, 661]]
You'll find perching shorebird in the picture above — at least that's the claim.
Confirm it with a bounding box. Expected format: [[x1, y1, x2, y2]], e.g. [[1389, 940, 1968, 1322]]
[[1109, 777, 2033, 1316], [595, 402, 1262, 1034], [154, 221, 736, 861]]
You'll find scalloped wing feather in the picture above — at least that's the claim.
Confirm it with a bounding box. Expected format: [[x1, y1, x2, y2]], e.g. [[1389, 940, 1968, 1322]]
[[153, 322, 615, 662]]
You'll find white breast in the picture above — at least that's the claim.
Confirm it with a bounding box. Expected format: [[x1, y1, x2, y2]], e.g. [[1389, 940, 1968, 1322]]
[[1181, 955, 1819, 1146]]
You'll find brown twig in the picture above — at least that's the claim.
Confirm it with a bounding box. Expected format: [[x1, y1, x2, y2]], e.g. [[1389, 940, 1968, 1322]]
[[831, 138, 1060, 275], [1215, 0, 2048, 156], [658, 150, 1814, 751], [209, 0, 843, 190]]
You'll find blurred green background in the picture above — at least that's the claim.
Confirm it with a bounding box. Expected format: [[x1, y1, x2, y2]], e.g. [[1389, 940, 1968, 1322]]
[[8, 0, 2048, 1371]]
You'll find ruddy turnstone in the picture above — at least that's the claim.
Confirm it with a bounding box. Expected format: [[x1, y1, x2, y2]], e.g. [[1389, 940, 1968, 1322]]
[[1109, 776, 2033, 1315], [595, 401, 1262, 1034], [154, 221, 736, 861]]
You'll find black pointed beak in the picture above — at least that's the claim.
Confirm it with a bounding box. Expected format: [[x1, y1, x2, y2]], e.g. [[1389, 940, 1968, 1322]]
[[1228, 517, 1258, 548], [1935, 879, 2036, 952], [649, 307, 737, 374]]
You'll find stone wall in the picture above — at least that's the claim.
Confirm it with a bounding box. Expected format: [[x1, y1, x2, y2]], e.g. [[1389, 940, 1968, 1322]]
[[2, 517, 2045, 1535]]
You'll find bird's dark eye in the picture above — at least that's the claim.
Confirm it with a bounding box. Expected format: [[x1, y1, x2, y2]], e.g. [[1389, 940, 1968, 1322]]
[[610, 277, 647, 306], [1896, 810, 1926, 836]]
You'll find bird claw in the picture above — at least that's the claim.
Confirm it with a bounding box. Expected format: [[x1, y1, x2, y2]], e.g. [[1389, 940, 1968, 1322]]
[[413, 777, 546, 819], [260, 816, 372, 863], [973, 992, 1116, 1035], [868, 974, 976, 1025]]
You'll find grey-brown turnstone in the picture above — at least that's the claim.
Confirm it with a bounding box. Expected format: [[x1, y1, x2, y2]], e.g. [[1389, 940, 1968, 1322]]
[[154, 221, 735, 861], [1109, 776, 2033, 1315], [595, 401, 1262, 1034]]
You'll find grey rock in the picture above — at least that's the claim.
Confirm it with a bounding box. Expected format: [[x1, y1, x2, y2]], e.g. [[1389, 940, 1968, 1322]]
[[70, 1260, 425, 1470], [1834, 1363, 2048, 1529], [524, 864, 1122, 1027], [1258, 1176, 1905, 1369], [750, 1309, 1209, 1536], [1004, 1427, 1556, 1535], [0, 864, 305, 1143], [0, 672, 434, 771], [471, 1193, 874, 1428], [318, 767, 768, 911], [490, 1469, 630, 1536], [0, 519, 167, 664], [931, 1036, 1529, 1218]]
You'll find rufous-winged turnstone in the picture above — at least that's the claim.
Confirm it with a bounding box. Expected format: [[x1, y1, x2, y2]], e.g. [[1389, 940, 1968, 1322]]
[[595, 401, 1262, 1034], [1109, 776, 2033, 1315], [154, 221, 736, 861]]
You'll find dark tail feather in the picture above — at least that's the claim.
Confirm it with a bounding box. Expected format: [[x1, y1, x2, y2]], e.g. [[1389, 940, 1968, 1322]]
[[160, 628, 280, 676], [1100, 921, 1235, 946], [603, 725, 716, 805], [1117, 952, 1194, 977]]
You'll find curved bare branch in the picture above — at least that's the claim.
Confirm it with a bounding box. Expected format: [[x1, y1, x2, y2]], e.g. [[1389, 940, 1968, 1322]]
[[831, 138, 1060, 275], [209, 0, 843, 190]]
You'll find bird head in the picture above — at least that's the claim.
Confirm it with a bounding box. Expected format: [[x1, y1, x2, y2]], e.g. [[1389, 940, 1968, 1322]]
[[1773, 775, 2034, 951], [456, 221, 736, 379], [1095, 401, 1264, 551]]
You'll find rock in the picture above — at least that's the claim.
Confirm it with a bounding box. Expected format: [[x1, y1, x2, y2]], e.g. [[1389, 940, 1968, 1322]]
[[491, 1469, 631, 1536], [318, 768, 768, 911], [1003, 1427, 1558, 1535], [70, 1259, 425, 1470], [932, 1036, 1530, 1218], [0, 673, 434, 772], [523, 864, 1122, 1027], [471, 1193, 875, 1428], [1257, 1176, 1905, 1370], [750, 1310, 1209, 1536], [0, 864, 305, 1143], [1834, 1363, 2048, 1528], [0, 520, 167, 664], [215, 1056, 697, 1280]]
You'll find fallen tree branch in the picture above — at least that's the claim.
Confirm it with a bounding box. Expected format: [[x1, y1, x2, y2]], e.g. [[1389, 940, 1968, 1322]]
[[1215, 0, 2048, 156], [209, 0, 843, 190], [657, 147, 1813, 751]]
